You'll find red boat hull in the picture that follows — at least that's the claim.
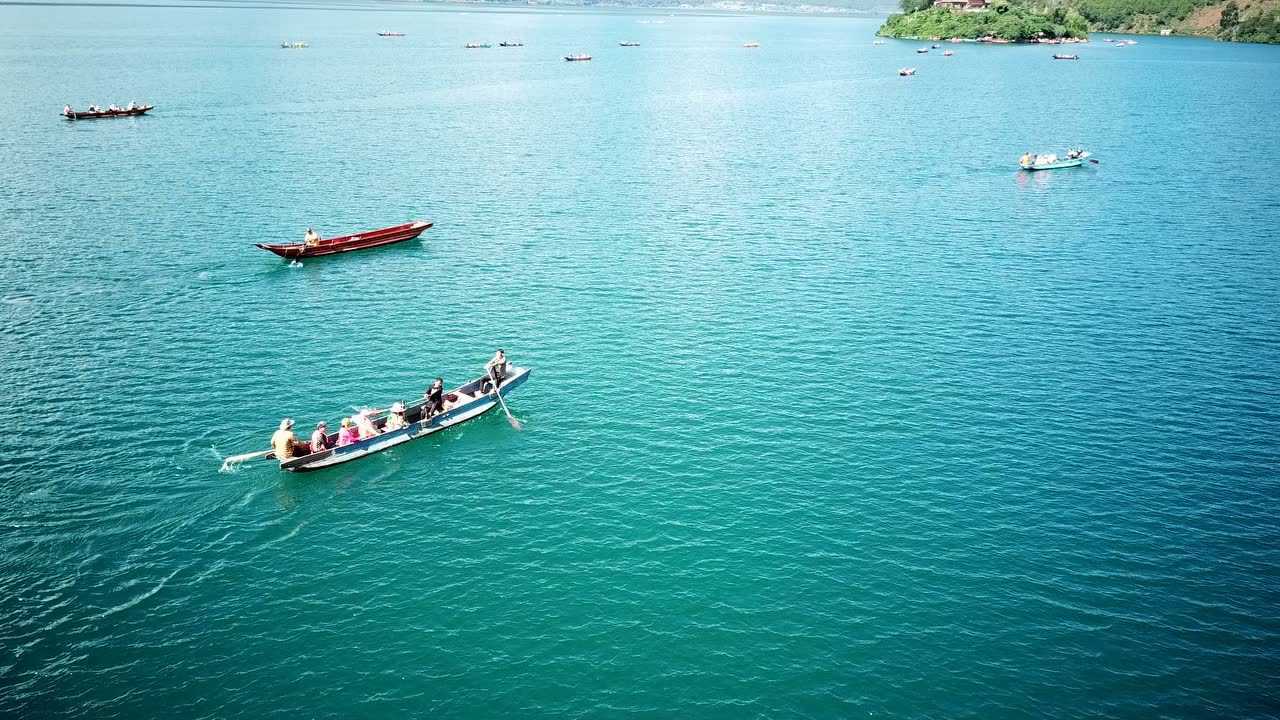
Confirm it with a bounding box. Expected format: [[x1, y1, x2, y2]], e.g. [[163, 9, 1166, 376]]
[[255, 220, 432, 259], [64, 106, 153, 120]]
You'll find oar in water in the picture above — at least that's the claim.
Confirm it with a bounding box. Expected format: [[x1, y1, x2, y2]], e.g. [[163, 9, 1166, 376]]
[[219, 449, 272, 473], [1089, 158, 1100, 164], [489, 367, 524, 430]]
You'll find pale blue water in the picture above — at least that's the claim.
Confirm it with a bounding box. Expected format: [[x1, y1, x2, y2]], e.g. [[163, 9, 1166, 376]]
[[2, 4, 1280, 718]]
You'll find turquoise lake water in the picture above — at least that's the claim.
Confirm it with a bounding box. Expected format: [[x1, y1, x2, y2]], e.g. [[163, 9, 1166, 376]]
[[2, 3, 1280, 717]]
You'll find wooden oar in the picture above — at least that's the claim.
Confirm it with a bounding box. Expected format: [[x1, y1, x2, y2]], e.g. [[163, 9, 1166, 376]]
[[220, 449, 273, 473], [489, 367, 524, 430]]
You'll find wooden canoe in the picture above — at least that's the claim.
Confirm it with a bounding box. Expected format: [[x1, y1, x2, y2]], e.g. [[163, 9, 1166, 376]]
[[64, 105, 153, 120], [273, 365, 531, 471], [255, 220, 431, 259]]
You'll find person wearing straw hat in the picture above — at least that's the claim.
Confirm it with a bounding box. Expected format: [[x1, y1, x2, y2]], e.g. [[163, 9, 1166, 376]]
[[384, 402, 407, 431], [270, 418, 297, 462], [309, 421, 329, 453]]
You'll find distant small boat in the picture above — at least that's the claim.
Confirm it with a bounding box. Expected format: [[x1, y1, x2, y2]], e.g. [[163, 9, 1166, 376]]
[[280, 41, 308, 49], [499, 41, 524, 47], [1053, 54, 1079, 60], [873, 40, 885, 45], [618, 41, 640, 47], [465, 43, 491, 49], [564, 53, 592, 61], [743, 42, 760, 48], [1019, 150, 1091, 171], [916, 47, 929, 53], [943, 50, 954, 56], [63, 104, 153, 120], [377, 31, 405, 37], [255, 220, 432, 260], [898, 67, 916, 76], [931, 44, 940, 48]]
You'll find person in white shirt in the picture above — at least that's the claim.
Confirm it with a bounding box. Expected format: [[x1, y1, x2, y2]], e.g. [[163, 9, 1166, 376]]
[[486, 349, 507, 389]]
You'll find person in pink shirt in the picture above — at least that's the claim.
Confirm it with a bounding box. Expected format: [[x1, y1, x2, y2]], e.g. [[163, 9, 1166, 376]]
[[337, 417, 360, 446]]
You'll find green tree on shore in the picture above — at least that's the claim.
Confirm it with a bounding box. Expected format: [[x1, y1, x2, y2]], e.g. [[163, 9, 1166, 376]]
[[1219, 0, 1239, 35]]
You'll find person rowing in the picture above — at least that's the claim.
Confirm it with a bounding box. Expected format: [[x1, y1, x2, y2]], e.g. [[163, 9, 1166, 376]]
[[271, 417, 297, 463], [486, 349, 507, 389], [304, 227, 321, 246], [423, 377, 444, 419], [63, 104, 73, 116]]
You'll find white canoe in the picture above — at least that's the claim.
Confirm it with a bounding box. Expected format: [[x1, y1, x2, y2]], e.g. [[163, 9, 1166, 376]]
[[274, 366, 531, 471]]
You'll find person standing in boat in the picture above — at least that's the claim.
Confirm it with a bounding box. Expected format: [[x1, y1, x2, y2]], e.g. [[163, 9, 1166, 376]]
[[424, 377, 444, 419], [271, 418, 297, 462], [310, 421, 329, 452], [304, 228, 321, 247], [486, 349, 508, 390]]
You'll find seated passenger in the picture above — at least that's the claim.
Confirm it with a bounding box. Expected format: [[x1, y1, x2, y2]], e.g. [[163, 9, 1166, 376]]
[[310, 421, 329, 452], [383, 402, 407, 431], [270, 417, 296, 462], [337, 417, 359, 446], [63, 105, 73, 116], [355, 410, 380, 439], [304, 228, 321, 246]]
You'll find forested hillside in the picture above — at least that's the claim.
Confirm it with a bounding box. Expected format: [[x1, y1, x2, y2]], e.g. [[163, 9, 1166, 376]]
[[879, 0, 1280, 42]]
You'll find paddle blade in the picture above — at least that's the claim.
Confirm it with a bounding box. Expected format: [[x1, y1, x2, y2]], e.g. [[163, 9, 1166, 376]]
[[507, 415, 524, 431]]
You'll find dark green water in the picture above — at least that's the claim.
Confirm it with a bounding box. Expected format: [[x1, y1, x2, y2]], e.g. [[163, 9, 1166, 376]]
[[2, 4, 1279, 717]]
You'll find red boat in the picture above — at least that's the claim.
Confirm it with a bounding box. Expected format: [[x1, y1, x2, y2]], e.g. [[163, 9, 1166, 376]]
[[255, 220, 432, 260], [64, 105, 153, 120]]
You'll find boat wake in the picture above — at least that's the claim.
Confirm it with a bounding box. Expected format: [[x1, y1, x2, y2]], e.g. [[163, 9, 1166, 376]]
[[218, 448, 267, 473], [289, 260, 303, 268], [86, 568, 180, 621]]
